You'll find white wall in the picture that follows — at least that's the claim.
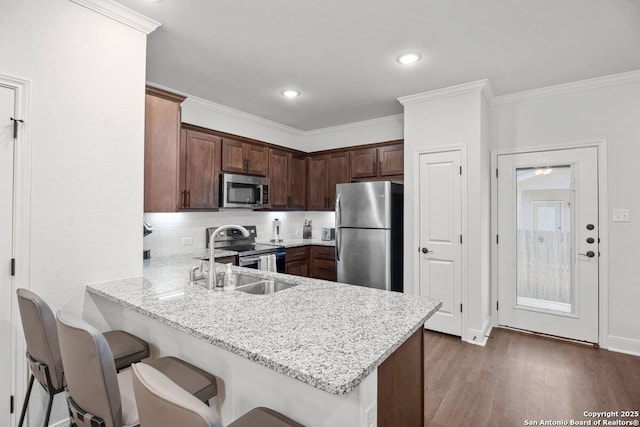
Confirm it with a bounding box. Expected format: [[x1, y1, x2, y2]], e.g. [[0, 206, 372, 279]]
[[491, 77, 640, 353], [144, 211, 335, 256], [0, 0, 149, 424], [302, 115, 404, 152], [401, 84, 492, 343]]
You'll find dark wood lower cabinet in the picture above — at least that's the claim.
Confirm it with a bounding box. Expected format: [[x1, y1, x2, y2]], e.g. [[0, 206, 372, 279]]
[[378, 328, 424, 427], [285, 259, 309, 276], [310, 246, 335, 281]]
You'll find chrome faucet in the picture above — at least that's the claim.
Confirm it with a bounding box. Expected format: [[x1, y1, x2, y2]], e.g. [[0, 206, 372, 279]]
[[208, 225, 250, 290]]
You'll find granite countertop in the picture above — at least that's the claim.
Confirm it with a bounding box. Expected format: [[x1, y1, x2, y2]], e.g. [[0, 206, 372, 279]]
[[87, 254, 440, 395], [256, 238, 335, 248]]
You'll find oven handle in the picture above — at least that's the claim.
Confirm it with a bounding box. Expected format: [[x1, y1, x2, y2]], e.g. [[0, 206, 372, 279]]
[[239, 255, 262, 265]]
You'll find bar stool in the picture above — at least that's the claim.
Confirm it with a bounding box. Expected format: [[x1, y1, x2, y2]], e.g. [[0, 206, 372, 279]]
[[131, 363, 304, 427], [15, 288, 150, 427], [56, 310, 218, 427]]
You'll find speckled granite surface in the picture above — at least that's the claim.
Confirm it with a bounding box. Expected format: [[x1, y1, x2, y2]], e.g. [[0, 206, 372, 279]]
[[87, 254, 440, 395]]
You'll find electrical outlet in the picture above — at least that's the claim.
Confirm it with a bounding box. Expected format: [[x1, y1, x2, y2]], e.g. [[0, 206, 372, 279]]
[[612, 209, 631, 222], [366, 403, 377, 427], [182, 237, 193, 246]]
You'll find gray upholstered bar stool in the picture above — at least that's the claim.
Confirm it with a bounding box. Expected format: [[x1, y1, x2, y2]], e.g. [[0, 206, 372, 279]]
[[56, 310, 218, 427], [15, 288, 150, 427], [131, 362, 304, 427]]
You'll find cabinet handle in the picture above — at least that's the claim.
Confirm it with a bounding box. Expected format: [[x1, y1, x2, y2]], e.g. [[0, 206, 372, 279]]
[[186, 190, 190, 208], [379, 161, 382, 175], [288, 196, 291, 207], [373, 161, 376, 174], [244, 159, 249, 173], [181, 190, 187, 208]]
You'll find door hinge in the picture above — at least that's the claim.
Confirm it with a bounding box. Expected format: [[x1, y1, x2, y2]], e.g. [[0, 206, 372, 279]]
[[460, 303, 463, 313], [496, 235, 499, 244], [495, 168, 498, 178], [496, 301, 499, 311], [10, 395, 14, 414], [459, 166, 462, 175], [10, 258, 15, 276], [459, 234, 463, 244]]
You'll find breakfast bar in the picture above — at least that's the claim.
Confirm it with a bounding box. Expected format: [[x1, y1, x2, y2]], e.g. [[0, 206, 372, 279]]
[[86, 253, 441, 427]]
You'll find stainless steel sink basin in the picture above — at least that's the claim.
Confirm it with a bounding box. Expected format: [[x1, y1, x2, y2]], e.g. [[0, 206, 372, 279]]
[[235, 280, 297, 295]]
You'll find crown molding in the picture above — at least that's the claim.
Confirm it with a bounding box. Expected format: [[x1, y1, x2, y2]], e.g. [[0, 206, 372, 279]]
[[398, 79, 492, 106], [181, 93, 305, 137], [68, 0, 161, 34], [305, 114, 404, 137], [492, 70, 640, 106]]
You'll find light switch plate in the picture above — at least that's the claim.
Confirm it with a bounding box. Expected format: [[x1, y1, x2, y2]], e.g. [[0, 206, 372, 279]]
[[182, 236, 193, 246], [612, 209, 630, 222]]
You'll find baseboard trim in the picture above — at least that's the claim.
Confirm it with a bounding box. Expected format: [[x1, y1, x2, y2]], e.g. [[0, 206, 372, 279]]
[[466, 319, 492, 346], [607, 335, 640, 357]]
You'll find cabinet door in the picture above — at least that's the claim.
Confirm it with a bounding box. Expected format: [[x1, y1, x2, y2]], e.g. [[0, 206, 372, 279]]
[[327, 152, 350, 210], [180, 130, 220, 209], [144, 93, 182, 212], [221, 138, 245, 173], [245, 142, 268, 176], [269, 149, 289, 209], [350, 147, 378, 179], [285, 259, 309, 277], [307, 155, 328, 210], [288, 153, 307, 209], [311, 258, 336, 281], [379, 144, 404, 176]]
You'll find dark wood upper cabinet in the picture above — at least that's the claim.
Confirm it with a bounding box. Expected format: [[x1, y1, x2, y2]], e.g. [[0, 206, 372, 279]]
[[350, 147, 378, 178], [379, 144, 404, 176], [268, 149, 289, 209], [222, 138, 268, 176], [288, 153, 307, 209], [179, 130, 221, 209], [350, 144, 403, 180], [144, 86, 186, 212], [307, 152, 350, 211], [326, 152, 350, 210], [269, 149, 307, 210]]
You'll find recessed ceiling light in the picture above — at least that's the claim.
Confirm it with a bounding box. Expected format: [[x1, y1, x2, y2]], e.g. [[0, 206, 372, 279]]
[[397, 53, 421, 65], [281, 90, 300, 98]]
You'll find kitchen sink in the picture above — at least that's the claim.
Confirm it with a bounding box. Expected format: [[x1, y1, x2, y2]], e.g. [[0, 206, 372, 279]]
[[235, 280, 297, 295]]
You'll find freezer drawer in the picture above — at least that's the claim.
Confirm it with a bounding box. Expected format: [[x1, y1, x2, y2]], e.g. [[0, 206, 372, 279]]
[[336, 228, 391, 290]]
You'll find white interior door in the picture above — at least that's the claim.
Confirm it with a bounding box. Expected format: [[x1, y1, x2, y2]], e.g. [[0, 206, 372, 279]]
[[418, 150, 462, 336], [1, 85, 16, 425], [497, 147, 599, 342]]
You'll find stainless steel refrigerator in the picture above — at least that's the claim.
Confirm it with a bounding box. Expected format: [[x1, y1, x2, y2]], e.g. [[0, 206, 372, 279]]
[[335, 181, 403, 292]]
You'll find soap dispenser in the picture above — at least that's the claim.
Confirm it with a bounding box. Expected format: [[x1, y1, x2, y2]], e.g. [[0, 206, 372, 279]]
[[223, 263, 236, 294]]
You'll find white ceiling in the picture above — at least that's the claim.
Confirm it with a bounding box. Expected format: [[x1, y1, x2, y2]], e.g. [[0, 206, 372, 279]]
[[118, 0, 640, 131]]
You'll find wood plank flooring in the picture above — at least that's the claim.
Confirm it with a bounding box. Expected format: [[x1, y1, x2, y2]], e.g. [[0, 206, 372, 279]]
[[424, 328, 640, 427]]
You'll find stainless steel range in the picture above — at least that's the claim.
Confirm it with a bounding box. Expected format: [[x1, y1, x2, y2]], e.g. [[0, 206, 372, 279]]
[[206, 225, 285, 272]]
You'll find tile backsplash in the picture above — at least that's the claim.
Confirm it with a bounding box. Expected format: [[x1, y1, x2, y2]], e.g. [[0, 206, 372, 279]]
[[143, 211, 335, 256]]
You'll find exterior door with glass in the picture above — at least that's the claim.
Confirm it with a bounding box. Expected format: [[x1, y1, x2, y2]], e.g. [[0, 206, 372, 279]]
[[497, 147, 599, 343]]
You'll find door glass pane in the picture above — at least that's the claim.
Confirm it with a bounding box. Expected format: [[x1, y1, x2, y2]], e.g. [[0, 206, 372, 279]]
[[516, 166, 572, 313]]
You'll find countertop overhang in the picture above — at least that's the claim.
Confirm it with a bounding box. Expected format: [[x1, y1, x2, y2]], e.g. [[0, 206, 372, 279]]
[[87, 253, 440, 395]]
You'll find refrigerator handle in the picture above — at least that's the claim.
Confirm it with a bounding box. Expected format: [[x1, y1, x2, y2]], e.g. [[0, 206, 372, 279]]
[[336, 194, 341, 227], [335, 227, 340, 261]]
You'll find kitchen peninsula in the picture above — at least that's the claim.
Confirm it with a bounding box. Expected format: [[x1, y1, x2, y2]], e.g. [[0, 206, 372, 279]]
[[86, 253, 441, 427]]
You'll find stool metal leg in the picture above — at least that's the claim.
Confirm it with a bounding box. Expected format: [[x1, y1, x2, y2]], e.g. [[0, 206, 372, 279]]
[[43, 390, 54, 427], [17, 374, 35, 427]]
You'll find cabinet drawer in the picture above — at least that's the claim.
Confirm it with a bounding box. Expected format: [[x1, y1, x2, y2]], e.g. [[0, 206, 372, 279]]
[[285, 259, 309, 277], [215, 255, 237, 265], [311, 258, 335, 281], [311, 245, 335, 260], [285, 246, 310, 262]]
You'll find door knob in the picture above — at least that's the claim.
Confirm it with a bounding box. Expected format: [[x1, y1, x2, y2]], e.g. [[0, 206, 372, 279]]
[[578, 251, 596, 258], [586, 224, 595, 230], [421, 247, 432, 254]]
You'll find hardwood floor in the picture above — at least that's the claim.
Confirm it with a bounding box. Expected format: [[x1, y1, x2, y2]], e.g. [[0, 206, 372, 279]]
[[424, 328, 640, 427]]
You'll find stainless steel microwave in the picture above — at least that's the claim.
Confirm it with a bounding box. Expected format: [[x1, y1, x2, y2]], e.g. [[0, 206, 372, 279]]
[[220, 173, 270, 209]]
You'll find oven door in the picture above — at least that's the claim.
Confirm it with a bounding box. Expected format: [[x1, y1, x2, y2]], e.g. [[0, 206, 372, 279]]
[[238, 252, 285, 273]]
